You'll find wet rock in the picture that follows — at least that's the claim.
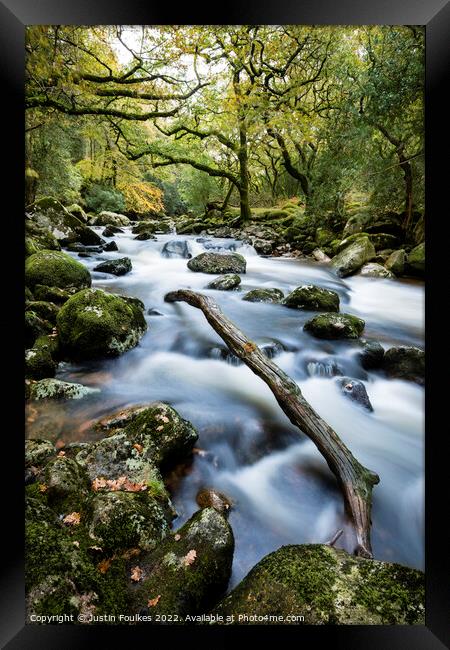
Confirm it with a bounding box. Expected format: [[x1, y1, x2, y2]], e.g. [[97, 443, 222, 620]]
[[88, 491, 170, 553], [95, 211, 130, 227], [102, 225, 124, 237], [206, 274, 241, 291], [252, 239, 273, 255], [67, 243, 103, 254], [242, 288, 284, 303], [94, 257, 132, 276], [212, 544, 424, 624], [25, 310, 53, 348], [29, 379, 100, 401], [33, 284, 77, 304], [365, 211, 403, 238], [304, 313, 365, 339], [359, 341, 385, 370], [336, 376, 373, 411], [188, 252, 246, 274], [282, 285, 339, 312], [342, 213, 371, 237], [407, 243, 425, 275], [25, 301, 59, 325], [331, 237, 376, 278], [369, 233, 399, 251], [358, 263, 394, 278], [56, 288, 147, 360], [134, 231, 156, 241], [66, 204, 88, 223], [25, 250, 91, 291], [44, 455, 89, 503], [26, 197, 103, 247], [312, 248, 331, 263], [196, 488, 232, 515], [25, 439, 55, 468], [306, 358, 343, 377], [94, 405, 148, 432], [381, 346, 425, 385], [161, 240, 191, 259], [147, 308, 164, 316], [25, 347, 57, 380], [129, 508, 234, 619], [123, 402, 199, 468], [103, 240, 119, 252], [385, 249, 406, 276]]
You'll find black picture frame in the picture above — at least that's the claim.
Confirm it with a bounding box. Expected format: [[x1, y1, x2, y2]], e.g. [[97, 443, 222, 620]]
[[1, 1, 448, 647]]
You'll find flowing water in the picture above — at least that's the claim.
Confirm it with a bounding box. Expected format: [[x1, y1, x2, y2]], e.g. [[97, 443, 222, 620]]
[[26, 227, 425, 587]]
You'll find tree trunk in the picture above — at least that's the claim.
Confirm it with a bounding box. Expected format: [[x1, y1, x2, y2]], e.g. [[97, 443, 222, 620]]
[[164, 289, 380, 558], [400, 155, 413, 234], [221, 181, 234, 211], [238, 124, 251, 222]]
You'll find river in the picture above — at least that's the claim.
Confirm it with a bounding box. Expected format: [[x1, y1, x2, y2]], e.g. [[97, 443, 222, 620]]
[[26, 227, 425, 588]]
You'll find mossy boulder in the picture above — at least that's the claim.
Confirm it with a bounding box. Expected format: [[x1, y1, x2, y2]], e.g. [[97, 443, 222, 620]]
[[315, 227, 335, 247], [331, 238, 376, 278], [25, 439, 55, 468], [358, 263, 394, 279], [242, 288, 284, 303], [365, 211, 403, 238], [25, 250, 91, 291], [284, 214, 315, 246], [94, 257, 132, 276], [33, 284, 77, 304], [25, 310, 53, 348], [212, 544, 424, 624], [56, 288, 147, 360], [369, 233, 399, 251], [407, 243, 425, 275], [29, 379, 100, 401], [25, 300, 59, 324], [25, 218, 61, 256], [66, 204, 88, 223], [337, 232, 370, 252], [123, 402, 199, 469], [359, 340, 385, 370], [385, 249, 406, 276], [94, 405, 148, 433], [381, 346, 425, 385], [282, 285, 339, 312], [129, 508, 234, 619], [188, 252, 246, 274], [44, 456, 89, 504], [342, 212, 371, 237], [304, 313, 365, 339], [206, 274, 241, 291], [95, 211, 130, 227], [196, 488, 232, 516], [252, 239, 273, 255], [25, 346, 57, 380], [27, 197, 103, 246], [88, 491, 170, 553]]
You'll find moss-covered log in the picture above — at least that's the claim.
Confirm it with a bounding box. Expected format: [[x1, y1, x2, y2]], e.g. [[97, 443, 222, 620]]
[[164, 289, 380, 558]]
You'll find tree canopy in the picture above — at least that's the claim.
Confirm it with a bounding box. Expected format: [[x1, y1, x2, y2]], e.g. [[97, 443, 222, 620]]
[[26, 25, 424, 230]]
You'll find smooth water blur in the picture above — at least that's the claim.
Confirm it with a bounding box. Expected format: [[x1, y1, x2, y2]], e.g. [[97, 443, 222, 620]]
[[26, 227, 425, 586]]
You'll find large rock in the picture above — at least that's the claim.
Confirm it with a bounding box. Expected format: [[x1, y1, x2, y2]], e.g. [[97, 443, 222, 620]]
[[33, 285, 77, 304], [381, 346, 425, 385], [252, 239, 273, 255], [25, 310, 53, 348], [27, 197, 103, 246], [358, 263, 394, 279], [304, 313, 365, 339], [207, 274, 241, 291], [282, 285, 339, 312], [25, 217, 61, 255], [342, 213, 371, 238], [95, 211, 130, 227], [385, 249, 406, 275], [407, 243, 425, 275], [129, 508, 234, 619], [66, 204, 88, 223], [359, 340, 385, 370], [56, 288, 147, 360], [242, 288, 284, 303], [29, 379, 100, 401], [212, 544, 424, 624], [25, 301, 59, 325], [188, 253, 246, 274], [331, 238, 376, 278], [25, 439, 55, 468], [94, 257, 132, 276], [335, 376, 373, 411], [25, 347, 57, 380], [161, 240, 191, 259], [365, 211, 403, 238], [369, 233, 399, 251], [25, 250, 91, 291]]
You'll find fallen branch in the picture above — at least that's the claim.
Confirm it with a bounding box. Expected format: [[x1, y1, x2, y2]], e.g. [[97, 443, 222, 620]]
[[164, 289, 380, 558]]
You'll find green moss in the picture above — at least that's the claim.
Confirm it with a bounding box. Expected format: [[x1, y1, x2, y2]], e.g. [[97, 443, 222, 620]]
[[25, 346, 57, 380], [304, 313, 365, 339], [26, 300, 59, 324], [188, 253, 246, 274], [242, 288, 284, 304], [56, 288, 147, 360], [282, 285, 340, 312], [25, 250, 91, 291], [25, 310, 53, 348]]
